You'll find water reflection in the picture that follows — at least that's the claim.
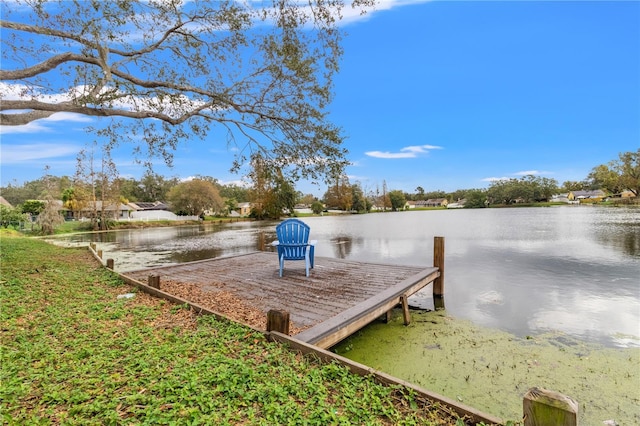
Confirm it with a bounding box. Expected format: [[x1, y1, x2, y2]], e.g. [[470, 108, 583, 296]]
[[330, 235, 355, 258], [48, 207, 639, 347]]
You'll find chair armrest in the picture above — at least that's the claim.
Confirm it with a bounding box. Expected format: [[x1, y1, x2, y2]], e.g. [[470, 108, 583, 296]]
[[271, 241, 280, 246], [309, 240, 317, 246]]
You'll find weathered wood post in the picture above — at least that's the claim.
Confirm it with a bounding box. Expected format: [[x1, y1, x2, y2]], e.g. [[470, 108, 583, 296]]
[[97, 249, 103, 259], [523, 387, 578, 426], [266, 310, 290, 335], [433, 236, 445, 298], [148, 275, 161, 289], [106, 258, 114, 269], [400, 294, 411, 325]]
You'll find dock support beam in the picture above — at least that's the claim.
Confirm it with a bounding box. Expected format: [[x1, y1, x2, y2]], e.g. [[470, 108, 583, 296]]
[[433, 236, 445, 298], [400, 294, 411, 325]]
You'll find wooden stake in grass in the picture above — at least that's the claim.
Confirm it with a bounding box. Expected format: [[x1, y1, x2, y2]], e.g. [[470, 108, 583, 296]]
[[523, 387, 578, 426], [148, 275, 160, 289], [267, 310, 290, 335]]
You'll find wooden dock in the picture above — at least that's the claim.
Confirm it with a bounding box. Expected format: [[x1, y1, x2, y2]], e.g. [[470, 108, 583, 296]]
[[122, 251, 440, 349]]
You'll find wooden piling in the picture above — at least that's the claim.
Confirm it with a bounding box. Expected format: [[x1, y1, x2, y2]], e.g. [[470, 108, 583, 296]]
[[266, 310, 290, 335], [433, 236, 444, 298], [400, 294, 411, 325], [97, 249, 102, 259], [106, 259, 114, 269], [148, 275, 160, 289], [434, 297, 445, 310], [523, 387, 578, 426]]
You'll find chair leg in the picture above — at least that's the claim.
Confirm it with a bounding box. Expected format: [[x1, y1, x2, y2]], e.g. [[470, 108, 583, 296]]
[[310, 246, 315, 269], [305, 253, 310, 277], [279, 255, 284, 277]]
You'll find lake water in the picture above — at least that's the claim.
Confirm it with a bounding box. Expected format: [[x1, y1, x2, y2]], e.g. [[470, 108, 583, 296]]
[[52, 206, 639, 348]]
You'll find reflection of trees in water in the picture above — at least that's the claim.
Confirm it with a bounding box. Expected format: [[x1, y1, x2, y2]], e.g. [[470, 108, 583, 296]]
[[622, 230, 640, 256], [256, 231, 278, 251], [331, 235, 353, 258], [595, 222, 640, 257], [169, 248, 223, 263]]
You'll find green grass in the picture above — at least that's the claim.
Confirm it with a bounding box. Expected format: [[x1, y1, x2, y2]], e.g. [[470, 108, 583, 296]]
[[0, 230, 469, 425]]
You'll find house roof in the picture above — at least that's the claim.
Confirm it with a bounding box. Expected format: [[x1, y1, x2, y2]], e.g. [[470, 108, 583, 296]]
[[129, 201, 169, 210], [571, 190, 605, 198], [416, 198, 448, 205], [0, 196, 13, 208]]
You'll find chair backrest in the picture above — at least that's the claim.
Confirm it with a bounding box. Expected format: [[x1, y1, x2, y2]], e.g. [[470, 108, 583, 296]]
[[276, 219, 310, 259]]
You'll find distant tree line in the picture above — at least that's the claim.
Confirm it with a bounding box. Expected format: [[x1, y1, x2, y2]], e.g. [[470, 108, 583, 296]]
[[1, 150, 637, 233]]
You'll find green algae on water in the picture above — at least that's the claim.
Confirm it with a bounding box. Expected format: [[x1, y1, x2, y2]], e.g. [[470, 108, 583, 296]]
[[333, 310, 640, 425]]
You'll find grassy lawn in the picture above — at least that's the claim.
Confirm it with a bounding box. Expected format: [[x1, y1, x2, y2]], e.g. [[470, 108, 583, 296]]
[[0, 231, 470, 425]]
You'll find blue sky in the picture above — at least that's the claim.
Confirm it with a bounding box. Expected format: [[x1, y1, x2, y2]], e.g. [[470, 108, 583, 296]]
[[1, 0, 639, 197]]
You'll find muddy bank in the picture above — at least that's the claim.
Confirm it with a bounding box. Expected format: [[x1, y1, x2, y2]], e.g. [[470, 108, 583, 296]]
[[333, 310, 640, 425]]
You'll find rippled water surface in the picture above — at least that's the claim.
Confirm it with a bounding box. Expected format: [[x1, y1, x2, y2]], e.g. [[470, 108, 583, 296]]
[[52, 206, 639, 348]]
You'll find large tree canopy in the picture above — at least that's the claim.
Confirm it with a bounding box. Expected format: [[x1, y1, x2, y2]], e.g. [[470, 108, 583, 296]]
[[0, 0, 373, 181]]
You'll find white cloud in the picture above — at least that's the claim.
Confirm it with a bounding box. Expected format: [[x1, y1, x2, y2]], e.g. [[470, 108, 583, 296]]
[[365, 144, 442, 159], [514, 170, 555, 176], [219, 179, 250, 188], [338, 0, 434, 25], [0, 121, 52, 134], [481, 176, 511, 182], [483, 170, 556, 182], [0, 143, 79, 163]]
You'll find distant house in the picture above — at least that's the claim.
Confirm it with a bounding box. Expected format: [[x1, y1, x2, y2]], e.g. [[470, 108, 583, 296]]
[[66, 201, 132, 220], [551, 193, 570, 203], [235, 202, 252, 217], [405, 201, 416, 210], [447, 199, 466, 209], [416, 198, 448, 208], [567, 190, 606, 201]]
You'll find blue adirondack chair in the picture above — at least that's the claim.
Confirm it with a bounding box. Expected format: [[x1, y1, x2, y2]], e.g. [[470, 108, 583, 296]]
[[272, 219, 316, 277]]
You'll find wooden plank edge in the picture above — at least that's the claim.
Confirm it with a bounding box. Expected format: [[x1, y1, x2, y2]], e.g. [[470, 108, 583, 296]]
[[268, 331, 504, 426], [310, 296, 404, 349], [296, 269, 440, 347], [88, 244, 104, 265]]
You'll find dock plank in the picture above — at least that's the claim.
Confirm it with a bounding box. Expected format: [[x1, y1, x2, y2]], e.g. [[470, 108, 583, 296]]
[[123, 251, 439, 347]]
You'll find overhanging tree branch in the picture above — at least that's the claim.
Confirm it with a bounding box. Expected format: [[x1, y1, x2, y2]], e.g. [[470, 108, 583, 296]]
[[0, 0, 374, 181]]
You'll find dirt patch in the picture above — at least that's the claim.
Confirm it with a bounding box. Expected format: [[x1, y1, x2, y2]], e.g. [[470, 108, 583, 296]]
[[155, 280, 308, 335]]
